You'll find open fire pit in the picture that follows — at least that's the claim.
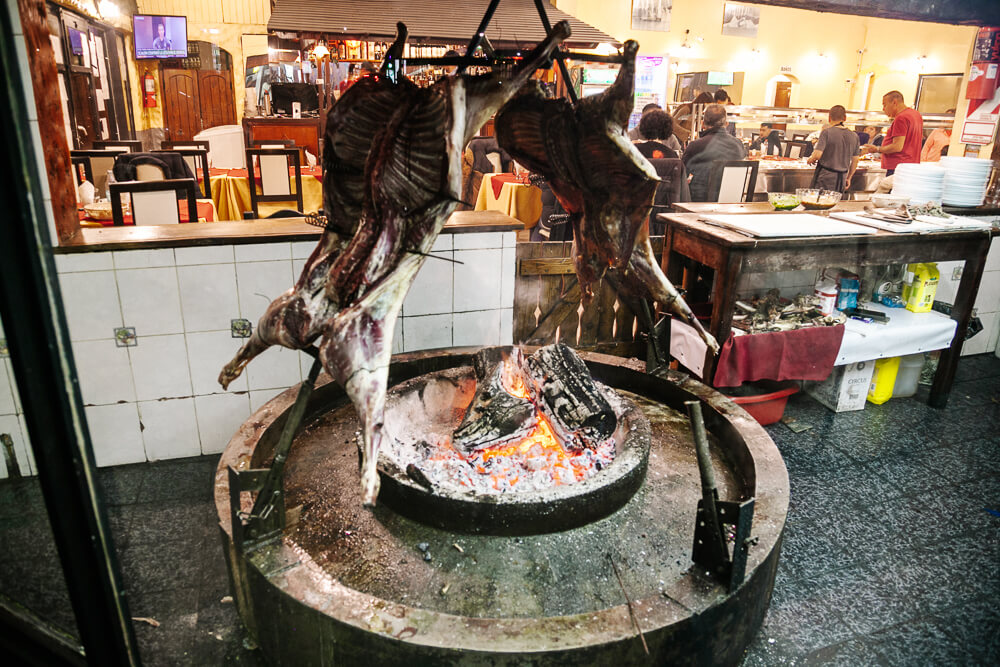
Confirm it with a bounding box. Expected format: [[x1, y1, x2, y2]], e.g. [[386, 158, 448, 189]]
[[377, 345, 651, 534], [214, 348, 789, 665]]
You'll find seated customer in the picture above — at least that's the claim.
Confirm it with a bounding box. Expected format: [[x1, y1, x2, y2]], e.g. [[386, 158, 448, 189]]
[[749, 122, 782, 156], [682, 104, 748, 202], [628, 103, 661, 141], [635, 110, 679, 159]]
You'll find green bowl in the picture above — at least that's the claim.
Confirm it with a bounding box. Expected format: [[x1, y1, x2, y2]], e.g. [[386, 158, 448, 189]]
[[768, 193, 801, 210]]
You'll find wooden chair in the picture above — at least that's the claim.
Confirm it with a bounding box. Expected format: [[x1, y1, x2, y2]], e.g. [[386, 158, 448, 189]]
[[154, 148, 210, 198], [783, 140, 812, 159], [161, 140, 210, 152], [70, 149, 129, 194], [791, 133, 809, 142], [251, 139, 295, 149], [245, 147, 303, 218], [109, 179, 198, 226], [70, 154, 92, 185], [707, 160, 759, 203], [93, 139, 143, 152]]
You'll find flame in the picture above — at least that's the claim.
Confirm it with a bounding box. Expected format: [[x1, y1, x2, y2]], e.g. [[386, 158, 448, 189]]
[[499, 354, 530, 399]]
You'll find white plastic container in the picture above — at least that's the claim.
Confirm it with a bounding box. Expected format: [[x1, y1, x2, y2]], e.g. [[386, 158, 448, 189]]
[[814, 278, 837, 316], [892, 353, 925, 398]]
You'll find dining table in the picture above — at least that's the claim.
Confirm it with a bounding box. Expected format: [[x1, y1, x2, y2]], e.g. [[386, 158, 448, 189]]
[[79, 199, 217, 227], [474, 173, 542, 229], [209, 166, 324, 220]]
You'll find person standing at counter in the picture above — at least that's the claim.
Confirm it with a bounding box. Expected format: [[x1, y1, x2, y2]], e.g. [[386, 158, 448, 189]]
[[862, 91, 922, 175], [806, 105, 860, 192], [682, 104, 748, 202], [920, 108, 955, 162]]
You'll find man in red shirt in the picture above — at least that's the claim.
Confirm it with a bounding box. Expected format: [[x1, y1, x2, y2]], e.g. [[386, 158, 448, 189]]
[[862, 90, 922, 175]]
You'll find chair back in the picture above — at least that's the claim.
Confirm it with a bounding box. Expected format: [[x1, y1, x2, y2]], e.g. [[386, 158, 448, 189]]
[[155, 148, 210, 198], [135, 163, 166, 181], [784, 140, 811, 159], [707, 160, 759, 203], [70, 149, 127, 194], [245, 147, 303, 218], [161, 140, 210, 152], [646, 158, 690, 233], [93, 140, 143, 152], [109, 179, 198, 226], [791, 133, 809, 142], [70, 155, 92, 185], [252, 139, 295, 149]]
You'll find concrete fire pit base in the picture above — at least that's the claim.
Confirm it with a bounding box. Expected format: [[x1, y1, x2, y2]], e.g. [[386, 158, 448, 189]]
[[214, 348, 789, 665]]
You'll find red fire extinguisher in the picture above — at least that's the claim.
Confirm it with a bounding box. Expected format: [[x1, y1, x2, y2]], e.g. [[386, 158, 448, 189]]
[[143, 71, 157, 107]]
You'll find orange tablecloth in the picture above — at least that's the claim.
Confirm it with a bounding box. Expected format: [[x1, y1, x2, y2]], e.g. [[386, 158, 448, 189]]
[[209, 166, 324, 220], [475, 173, 542, 227], [79, 200, 216, 227]]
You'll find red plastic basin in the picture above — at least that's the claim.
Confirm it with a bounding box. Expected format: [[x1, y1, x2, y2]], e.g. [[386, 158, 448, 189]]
[[724, 381, 799, 425]]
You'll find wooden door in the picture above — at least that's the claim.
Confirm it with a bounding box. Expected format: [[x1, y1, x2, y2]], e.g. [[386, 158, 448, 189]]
[[197, 70, 236, 131], [773, 81, 791, 132], [69, 71, 97, 147], [162, 68, 201, 141]]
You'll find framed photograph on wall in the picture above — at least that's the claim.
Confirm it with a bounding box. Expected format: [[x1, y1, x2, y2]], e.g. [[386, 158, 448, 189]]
[[721, 3, 760, 38], [632, 0, 672, 33]]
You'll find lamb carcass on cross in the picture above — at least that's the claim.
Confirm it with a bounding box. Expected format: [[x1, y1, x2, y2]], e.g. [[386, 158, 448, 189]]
[[218, 21, 571, 506], [494, 40, 719, 354]]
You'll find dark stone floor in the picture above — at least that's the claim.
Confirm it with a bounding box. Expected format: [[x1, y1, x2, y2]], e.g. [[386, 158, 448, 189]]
[[1, 354, 998, 665]]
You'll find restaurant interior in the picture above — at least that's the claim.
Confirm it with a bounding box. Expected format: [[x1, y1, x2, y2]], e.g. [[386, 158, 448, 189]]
[[2, 0, 999, 665]]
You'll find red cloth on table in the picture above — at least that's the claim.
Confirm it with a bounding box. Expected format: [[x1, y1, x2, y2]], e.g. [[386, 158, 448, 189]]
[[489, 173, 520, 198], [79, 200, 215, 226], [712, 324, 845, 387]]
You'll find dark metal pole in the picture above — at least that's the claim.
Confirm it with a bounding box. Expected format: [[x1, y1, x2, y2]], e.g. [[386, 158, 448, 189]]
[[459, 0, 502, 74], [685, 401, 728, 557], [532, 0, 578, 104], [0, 8, 140, 666]]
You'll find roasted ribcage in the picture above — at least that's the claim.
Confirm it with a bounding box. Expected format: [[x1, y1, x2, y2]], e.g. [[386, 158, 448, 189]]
[[495, 41, 719, 354], [218, 21, 572, 507]]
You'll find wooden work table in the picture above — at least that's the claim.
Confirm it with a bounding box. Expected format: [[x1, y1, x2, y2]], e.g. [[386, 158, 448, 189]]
[[55, 211, 523, 253], [658, 210, 996, 408]]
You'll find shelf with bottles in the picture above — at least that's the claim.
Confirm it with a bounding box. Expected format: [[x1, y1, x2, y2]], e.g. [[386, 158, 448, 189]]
[[669, 103, 956, 131]]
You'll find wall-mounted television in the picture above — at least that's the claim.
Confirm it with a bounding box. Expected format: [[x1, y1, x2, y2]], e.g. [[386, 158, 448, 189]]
[[133, 14, 187, 59], [707, 71, 734, 86]]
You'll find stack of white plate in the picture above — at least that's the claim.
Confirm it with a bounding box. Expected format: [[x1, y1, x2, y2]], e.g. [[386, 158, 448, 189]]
[[940, 156, 993, 207], [890, 163, 946, 204]]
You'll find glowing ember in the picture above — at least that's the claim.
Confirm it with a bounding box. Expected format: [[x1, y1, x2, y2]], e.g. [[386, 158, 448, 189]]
[[412, 355, 617, 494]]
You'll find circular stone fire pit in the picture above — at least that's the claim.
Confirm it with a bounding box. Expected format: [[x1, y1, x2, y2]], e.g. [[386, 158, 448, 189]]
[[377, 366, 651, 535], [214, 348, 789, 665]]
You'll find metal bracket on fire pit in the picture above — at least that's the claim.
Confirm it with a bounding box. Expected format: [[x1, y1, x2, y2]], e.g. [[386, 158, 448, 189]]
[[228, 349, 323, 552], [685, 401, 756, 592]]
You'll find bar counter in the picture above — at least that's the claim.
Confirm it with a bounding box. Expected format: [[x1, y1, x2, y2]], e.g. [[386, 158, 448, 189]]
[[55, 210, 523, 253]]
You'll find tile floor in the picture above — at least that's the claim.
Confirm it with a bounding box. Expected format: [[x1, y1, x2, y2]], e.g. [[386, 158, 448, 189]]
[[0, 355, 997, 665]]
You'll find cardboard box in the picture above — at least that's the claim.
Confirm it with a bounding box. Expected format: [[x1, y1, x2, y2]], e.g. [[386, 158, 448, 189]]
[[805, 360, 875, 412]]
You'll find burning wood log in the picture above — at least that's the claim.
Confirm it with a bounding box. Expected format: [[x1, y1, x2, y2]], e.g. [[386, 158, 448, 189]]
[[454, 350, 536, 451], [523, 344, 616, 451], [454, 344, 616, 454]]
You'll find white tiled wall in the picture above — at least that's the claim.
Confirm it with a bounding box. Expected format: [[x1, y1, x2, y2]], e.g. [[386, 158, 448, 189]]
[[0, 231, 515, 474]]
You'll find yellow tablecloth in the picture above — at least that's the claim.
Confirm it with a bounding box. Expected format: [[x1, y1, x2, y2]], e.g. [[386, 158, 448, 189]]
[[210, 170, 323, 220], [474, 173, 542, 228]]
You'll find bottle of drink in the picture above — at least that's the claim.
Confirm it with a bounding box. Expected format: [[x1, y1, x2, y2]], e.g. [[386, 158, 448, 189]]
[[337, 41, 347, 60]]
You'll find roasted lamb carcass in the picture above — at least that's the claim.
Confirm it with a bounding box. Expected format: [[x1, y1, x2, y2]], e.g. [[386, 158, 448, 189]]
[[494, 41, 719, 354], [219, 21, 572, 507]]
